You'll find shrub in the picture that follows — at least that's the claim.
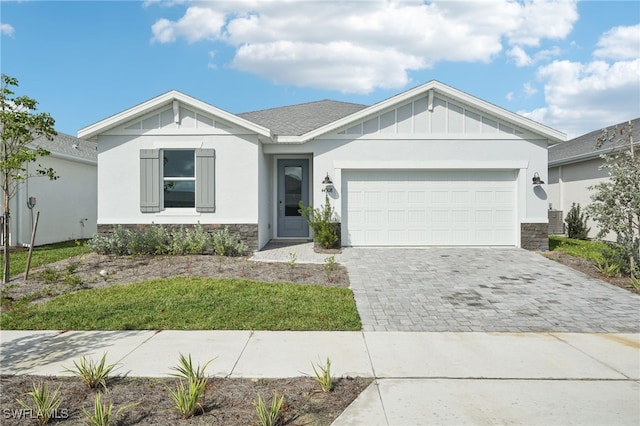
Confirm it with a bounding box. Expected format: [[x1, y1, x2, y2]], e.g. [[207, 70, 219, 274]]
[[601, 237, 640, 277], [211, 226, 248, 256], [299, 195, 340, 249], [311, 357, 333, 392], [87, 225, 247, 256], [64, 353, 117, 391], [16, 381, 63, 426], [82, 392, 139, 426], [168, 353, 212, 419], [254, 391, 285, 426], [565, 203, 591, 240]]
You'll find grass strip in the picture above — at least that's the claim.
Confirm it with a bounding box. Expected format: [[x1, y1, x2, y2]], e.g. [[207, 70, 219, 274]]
[[549, 236, 609, 262], [7, 241, 91, 277], [1, 277, 361, 331]]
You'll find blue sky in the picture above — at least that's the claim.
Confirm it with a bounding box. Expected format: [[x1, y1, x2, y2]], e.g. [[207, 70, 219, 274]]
[[1, 0, 639, 138]]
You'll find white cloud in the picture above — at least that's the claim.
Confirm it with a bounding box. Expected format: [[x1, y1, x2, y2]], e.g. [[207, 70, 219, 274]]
[[508, 46, 562, 67], [151, 6, 226, 43], [594, 24, 640, 61], [506, 92, 514, 101], [523, 82, 538, 97], [149, 0, 579, 93], [522, 58, 640, 137], [508, 46, 532, 67], [1, 23, 15, 37]]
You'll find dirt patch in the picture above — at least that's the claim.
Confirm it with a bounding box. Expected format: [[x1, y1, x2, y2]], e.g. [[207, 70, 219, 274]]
[[543, 251, 639, 295], [0, 375, 372, 425]]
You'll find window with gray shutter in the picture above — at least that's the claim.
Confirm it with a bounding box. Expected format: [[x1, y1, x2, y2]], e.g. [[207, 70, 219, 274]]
[[195, 148, 215, 212], [140, 149, 161, 212], [140, 148, 215, 213]]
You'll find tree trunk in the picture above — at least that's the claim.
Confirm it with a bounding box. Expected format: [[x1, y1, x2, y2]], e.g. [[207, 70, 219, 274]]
[[3, 200, 8, 284]]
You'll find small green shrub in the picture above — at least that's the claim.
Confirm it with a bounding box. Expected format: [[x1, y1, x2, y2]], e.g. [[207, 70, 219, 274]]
[[323, 256, 338, 283], [82, 392, 139, 426], [65, 353, 117, 390], [311, 357, 333, 392], [170, 353, 214, 382], [565, 203, 591, 240], [594, 259, 622, 277], [299, 195, 340, 249], [65, 262, 79, 274], [254, 391, 285, 426], [168, 376, 208, 419], [63, 273, 83, 289], [40, 268, 60, 284], [16, 381, 63, 426], [211, 226, 247, 256], [168, 353, 212, 419]]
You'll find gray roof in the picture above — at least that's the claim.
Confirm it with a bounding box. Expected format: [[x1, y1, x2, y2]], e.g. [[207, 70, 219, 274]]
[[549, 117, 639, 166], [238, 99, 367, 136], [31, 131, 97, 163]]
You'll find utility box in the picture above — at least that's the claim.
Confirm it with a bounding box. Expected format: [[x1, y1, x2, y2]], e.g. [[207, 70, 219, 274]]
[[548, 210, 564, 235]]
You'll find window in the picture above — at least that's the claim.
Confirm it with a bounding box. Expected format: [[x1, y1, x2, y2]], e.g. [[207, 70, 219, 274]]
[[163, 150, 195, 208], [140, 148, 215, 213]]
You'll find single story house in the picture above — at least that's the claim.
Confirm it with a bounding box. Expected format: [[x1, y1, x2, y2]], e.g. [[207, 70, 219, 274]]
[[77, 80, 565, 251], [548, 117, 639, 239], [6, 132, 97, 247]]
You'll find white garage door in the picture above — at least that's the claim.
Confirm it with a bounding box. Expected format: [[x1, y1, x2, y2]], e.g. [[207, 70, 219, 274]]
[[343, 170, 516, 246]]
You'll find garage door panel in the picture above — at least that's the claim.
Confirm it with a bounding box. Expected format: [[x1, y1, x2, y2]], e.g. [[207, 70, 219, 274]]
[[344, 170, 515, 246]]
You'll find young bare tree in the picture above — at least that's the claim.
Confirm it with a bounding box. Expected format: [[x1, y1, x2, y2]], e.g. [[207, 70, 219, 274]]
[[586, 120, 639, 277], [0, 74, 58, 283]]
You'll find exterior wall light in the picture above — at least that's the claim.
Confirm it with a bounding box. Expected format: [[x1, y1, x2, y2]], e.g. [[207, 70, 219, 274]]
[[532, 172, 544, 185], [322, 173, 334, 193]]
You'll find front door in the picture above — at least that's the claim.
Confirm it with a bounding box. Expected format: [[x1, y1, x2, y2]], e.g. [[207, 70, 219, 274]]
[[277, 159, 310, 238]]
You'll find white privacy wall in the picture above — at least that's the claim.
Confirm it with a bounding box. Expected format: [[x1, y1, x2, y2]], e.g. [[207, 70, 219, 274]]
[[97, 133, 260, 225], [548, 158, 611, 239], [14, 155, 97, 245]]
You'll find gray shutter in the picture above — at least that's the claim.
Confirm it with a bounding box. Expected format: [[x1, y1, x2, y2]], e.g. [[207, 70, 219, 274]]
[[195, 148, 215, 212], [140, 149, 161, 213]]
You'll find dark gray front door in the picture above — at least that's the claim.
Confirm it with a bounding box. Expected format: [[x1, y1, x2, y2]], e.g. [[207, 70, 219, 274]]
[[277, 159, 310, 238]]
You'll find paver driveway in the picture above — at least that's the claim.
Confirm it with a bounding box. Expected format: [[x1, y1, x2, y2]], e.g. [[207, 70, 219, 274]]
[[342, 247, 640, 332]]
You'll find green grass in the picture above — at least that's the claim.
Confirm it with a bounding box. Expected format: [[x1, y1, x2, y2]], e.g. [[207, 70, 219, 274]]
[[0, 277, 362, 331], [6, 240, 91, 277], [549, 236, 609, 262]]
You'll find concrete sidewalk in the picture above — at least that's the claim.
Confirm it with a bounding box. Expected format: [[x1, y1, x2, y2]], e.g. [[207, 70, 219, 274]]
[[1, 330, 639, 425]]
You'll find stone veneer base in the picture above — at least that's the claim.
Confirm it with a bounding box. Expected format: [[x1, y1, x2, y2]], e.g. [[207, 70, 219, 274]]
[[521, 223, 549, 251]]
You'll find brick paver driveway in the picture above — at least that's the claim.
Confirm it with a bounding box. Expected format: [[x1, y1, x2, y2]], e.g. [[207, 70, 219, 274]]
[[342, 247, 640, 332]]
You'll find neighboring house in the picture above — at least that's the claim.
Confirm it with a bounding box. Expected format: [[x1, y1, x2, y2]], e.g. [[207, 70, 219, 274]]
[[548, 117, 639, 239], [77, 80, 565, 252], [5, 132, 97, 246]]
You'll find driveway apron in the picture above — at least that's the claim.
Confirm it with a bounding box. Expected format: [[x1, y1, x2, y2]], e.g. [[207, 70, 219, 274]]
[[342, 247, 640, 332]]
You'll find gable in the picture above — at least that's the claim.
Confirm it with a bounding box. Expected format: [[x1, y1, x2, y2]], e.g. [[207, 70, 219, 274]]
[[334, 93, 528, 138], [117, 105, 235, 133]]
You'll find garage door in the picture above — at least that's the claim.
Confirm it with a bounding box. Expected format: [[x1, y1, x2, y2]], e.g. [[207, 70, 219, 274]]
[[343, 170, 516, 246]]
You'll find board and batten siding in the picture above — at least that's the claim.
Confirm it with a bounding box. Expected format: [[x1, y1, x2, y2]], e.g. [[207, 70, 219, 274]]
[[337, 94, 527, 137]]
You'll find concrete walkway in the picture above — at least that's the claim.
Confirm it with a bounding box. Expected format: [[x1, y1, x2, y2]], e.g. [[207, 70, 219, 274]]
[[1, 330, 639, 425]]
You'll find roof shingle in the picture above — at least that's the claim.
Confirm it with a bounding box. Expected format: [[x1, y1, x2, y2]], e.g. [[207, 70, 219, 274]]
[[238, 99, 367, 136]]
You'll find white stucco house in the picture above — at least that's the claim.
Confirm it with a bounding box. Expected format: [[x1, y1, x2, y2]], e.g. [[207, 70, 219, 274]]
[[548, 117, 639, 239], [77, 81, 565, 251], [6, 132, 97, 246]]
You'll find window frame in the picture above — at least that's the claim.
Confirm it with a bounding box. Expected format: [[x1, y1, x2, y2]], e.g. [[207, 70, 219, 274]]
[[162, 149, 196, 209]]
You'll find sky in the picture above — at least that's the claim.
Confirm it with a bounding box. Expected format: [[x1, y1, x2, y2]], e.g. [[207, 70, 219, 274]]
[[1, 0, 639, 139]]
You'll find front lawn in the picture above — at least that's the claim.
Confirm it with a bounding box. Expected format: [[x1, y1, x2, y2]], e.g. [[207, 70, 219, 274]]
[[0, 277, 361, 331]]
